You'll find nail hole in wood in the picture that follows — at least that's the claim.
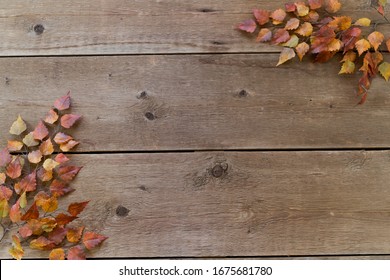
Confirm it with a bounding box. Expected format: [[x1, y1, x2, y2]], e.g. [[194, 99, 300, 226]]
[[116, 205, 130, 217], [33, 24, 45, 35], [137, 91, 148, 99], [145, 112, 155, 121], [239, 90, 248, 97]]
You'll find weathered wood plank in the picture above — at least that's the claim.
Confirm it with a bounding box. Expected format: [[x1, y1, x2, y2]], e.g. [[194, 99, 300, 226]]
[[0, 0, 388, 55], [1, 54, 390, 151], [1, 151, 390, 258]]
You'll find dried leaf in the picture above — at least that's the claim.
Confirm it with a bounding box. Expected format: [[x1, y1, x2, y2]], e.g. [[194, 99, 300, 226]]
[[54, 132, 73, 144], [295, 2, 309, 17], [55, 213, 78, 226], [54, 92, 71, 111], [339, 60, 356, 74], [354, 18, 371, 27], [7, 140, 23, 152], [0, 198, 9, 218], [272, 29, 290, 44], [253, 9, 269, 25], [39, 139, 54, 156], [328, 39, 343, 52], [296, 22, 313, 36], [35, 191, 58, 213], [15, 171, 37, 194], [271, 9, 286, 24], [341, 27, 362, 53], [44, 109, 59, 124], [40, 217, 58, 232], [43, 159, 60, 171], [23, 132, 39, 147], [368, 31, 385, 51], [387, 39, 390, 52], [67, 226, 85, 243], [308, 0, 322, 10], [28, 150, 43, 164], [49, 248, 65, 260], [9, 235, 24, 260], [30, 236, 56, 250], [61, 114, 81, 129], [48, 227, 68, 245], [50, 179, 74, 197], [6, 157, 22, 179], [238, 19, 257, 33], [21, 202, 39, 221], [329, 16, 352, 31], [67, 245, 86, 260], [55, 153, 70, 164], [0, 173, 5, 184], [277, 48, 296, 66], [0, 148, 12, 167], [60, 140, 80, 152], [0, 186, 12, 200], [68, 201, 89, 217], [342, 51, 357, 62], [285, 18, 300, 30], [58, 166, 82, 182], [379, 62, 390, 81], [19, 224, 33, 238], [83, 232, 108, 250], [33, 121, 49, 140], [325, 0, 341, 13], [354, 39, 371, 57], [10, 200, 22, 223], [20, 191, 27, 208], [9, 115, 27, 135], [37, 167, 53, 182], [282, 35, 299, 48], [285, 3, 296, 12]]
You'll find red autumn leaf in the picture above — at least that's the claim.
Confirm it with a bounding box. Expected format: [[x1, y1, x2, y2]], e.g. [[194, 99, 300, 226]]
[[55, 213, 78, 226], [270, 8, 286, 24], [40, 139, 54, 156], [272, 29, 290, 44], [49, 248, 65, 260], [82, 232, 108, 250], [30, 236, 56, 250], [0, 186, 13, 200], [238, 19, 257, 33], [61, 114, 81, 129], [48, 227, 68, 245], [55, 153, 70, 164], [308, 0, 323, 9], [54, 91, 71, 111], [341, 27, 361, 53], [67, 226, 85, 243], [253, 9, 269, 25], [58, 166, 82, 182], [19, 224, 33, 238], [0, 148, 12, 167], [53, 132, 73, 145], [6, 157, 22, 179], [50, 179, 75, 197], [33, 121, 49, 140], [44, 109, 59, 124], [315, 51, 336, 63], [15, 171, 37, 194], [9, 200, 22, 223], [377, 5, 385, 16], [367, 31, 385, 51], [285, 18, 300, 30], [67, 245, 86, 260], [68, 201, 89, 217], [285, 3, 296, 12], [21, 202, 39, 221]]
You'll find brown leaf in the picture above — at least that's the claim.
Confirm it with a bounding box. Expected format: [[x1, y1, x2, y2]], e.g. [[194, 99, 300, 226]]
[[27, 219, 44, 235], [341, 27, 361, 53], [324, 0, 341, 13], [49, 248, 65, 260], [44, 109, 59, 124], [238, 19, 257, 33], [295, 2, 309, 17], [272, 29, 290, 44], [54, 132, 73, 144], [315, 51, 336, 63], [50, 179, 75, 197], [55, 213, 78, 226], [6, 157, 23, 179], [58, 166, 82, 182], [367, 31, 384, 51], [61, 114, 81, 129], [21, 202, 39, 221], [33, 121, 49, 140], [37, 167, 53, 182], [0, 186, 12, 200], [9, 235, 24, 260], [10, 200, 22, 223], [0, 148, 12, 167], [54, 92, 71, 111], [40, 217, 58, 232], [277, 48, 296, 66], [60, 140, 80, 152], [67, 226, 85, 243], [28, 150, 43, 164], [295, 22, 313, 37], [83, 232, 108, 250], [35, 191, 58, 213], [15, 171, 37, 194], [67, 245, 86, 260], [30, 236, 56, 250], [296, 42, 310, 61], [285, 18, 300, 30], [7, 140, 23, 152], [68, 201, 89, 217], [48, 227, 68, 245], [253, 9, 269, 25], [40, 139, 54, 156], [308, 0, 323, 10]]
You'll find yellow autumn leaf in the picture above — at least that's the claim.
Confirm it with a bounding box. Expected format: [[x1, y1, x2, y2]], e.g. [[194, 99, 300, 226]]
[[9, 115, 27, 135], [339, 60, 355, 74], [43, 159, 60, 171], [379, 62, 390, 81], [354, 18, 371, 27], [355, 39, 371, 56], [277, 48, 296, 66], [368, 31, 385, 51], [23, 132, 39, 147]]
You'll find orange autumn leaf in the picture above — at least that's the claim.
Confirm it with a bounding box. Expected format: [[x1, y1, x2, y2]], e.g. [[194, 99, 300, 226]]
[[40, 139, 54, 156], [55, 213, 78, 226], [295, 2, 310, 17], [368, 31, 385, 51], [28, 150, 43, 164], [49, 248, 65, 260], [67, 226, 85, 243], [61, 114, 81, 129], [270, 8, 286, 24], [58, 166, 82, 182], [83, 232, 108, 250], [253, 9, 269, 25], [387, 39, 390, 52], [277, 47, 296, 66], [37, 167, 53, 182], [6, 157, 22, 179], [54, 91, 71, 111], [68, 201, 90, 217], [55, 153, 70, 164], [30, 236, 56, 250], [67, 245, 86, 260], [324, 0, 341, 13], [296, 22, 313, 37], [10, 200, 22, 223], [9, 235, 24, 260], [60, 140, 79, 152], [342, 51, 357, 63], [308, 0, 322, 10], [40, 217, 58, 232], [15, 171, 37, 194], [328, 16, 352, 31], [7, 140, 23, 152], [54, 132, 73, 144], [33, 121, 49, 140], [35, 191, 58, 213], [44, 109, 59, 124], [256, 28, 272, 42], [355, 39, 371, 56], [285, 18, 300, 30], [27, 219, 44, 235], [21, 202, 39, 221], [296, 42, 310, 61], [0, 173, 6, 184]]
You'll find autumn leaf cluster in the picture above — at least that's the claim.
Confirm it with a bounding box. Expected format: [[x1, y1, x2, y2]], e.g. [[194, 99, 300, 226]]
[[238, 0, 390, 103], [0, 93, 107, 260]]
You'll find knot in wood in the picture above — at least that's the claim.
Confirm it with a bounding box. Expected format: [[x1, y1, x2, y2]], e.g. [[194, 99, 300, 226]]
[[239, 90, 248, 97], [212, 164, 224, 178], [145, 112, 155, 120], [33, 24, 45, 35], [116, 205, 130, 217]]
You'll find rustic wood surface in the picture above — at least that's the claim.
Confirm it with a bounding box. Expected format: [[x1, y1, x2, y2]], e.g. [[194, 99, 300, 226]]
[[1, 54, 390, 151], [0, 0, 388, 55], [1, 151, 390, 258]]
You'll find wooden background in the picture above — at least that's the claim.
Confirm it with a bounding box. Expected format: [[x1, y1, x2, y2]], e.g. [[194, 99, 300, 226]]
[[0, 0, 390, 259]]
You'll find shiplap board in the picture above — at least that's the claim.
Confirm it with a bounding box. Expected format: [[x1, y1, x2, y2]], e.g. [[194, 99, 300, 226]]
[[1, 151, 390, 258], [0, 0, 388, 55], [1, 54, 390, 151]]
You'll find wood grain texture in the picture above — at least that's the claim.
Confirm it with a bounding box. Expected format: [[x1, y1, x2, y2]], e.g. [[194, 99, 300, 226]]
[[0, 0, 388, 55], [1, 54, 390, 151], [1, 151, 390, 258]]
